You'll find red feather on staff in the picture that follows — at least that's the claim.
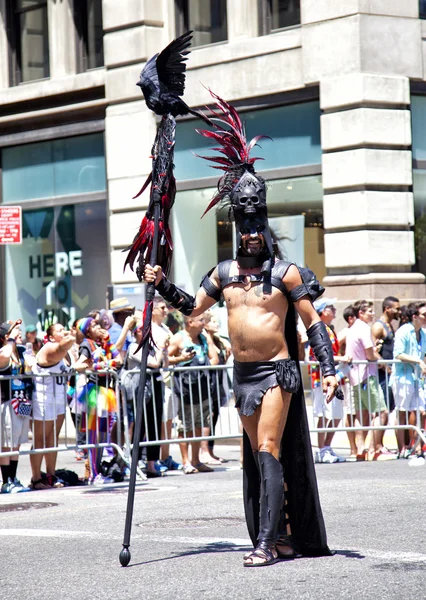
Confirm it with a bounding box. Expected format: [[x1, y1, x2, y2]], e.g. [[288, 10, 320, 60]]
[[123, 115, 176, 281]]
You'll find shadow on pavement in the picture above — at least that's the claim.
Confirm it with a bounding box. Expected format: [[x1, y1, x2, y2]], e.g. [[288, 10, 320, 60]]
[[334, 549, 366, 560], [125, 541, 251, 567]]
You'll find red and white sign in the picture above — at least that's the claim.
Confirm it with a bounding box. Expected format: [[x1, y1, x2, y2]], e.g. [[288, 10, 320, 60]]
[[0, 206, 22, 245]]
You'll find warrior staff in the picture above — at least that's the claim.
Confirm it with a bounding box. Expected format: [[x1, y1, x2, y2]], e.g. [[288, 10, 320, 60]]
[[119, 31, 201, 567]]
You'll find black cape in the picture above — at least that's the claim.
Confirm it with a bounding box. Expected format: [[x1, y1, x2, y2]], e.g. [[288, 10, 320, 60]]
[[242, 301, 332, 556]]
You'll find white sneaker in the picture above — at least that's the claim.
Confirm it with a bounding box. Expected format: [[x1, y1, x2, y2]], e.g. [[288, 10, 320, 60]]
[[319, 448, 338, 464], [93, 474, 115, 486], [408, 455, 425, 467], [1, 477, 31, 493], [328, 448, 346, 463], [11, 477, 31, 492]]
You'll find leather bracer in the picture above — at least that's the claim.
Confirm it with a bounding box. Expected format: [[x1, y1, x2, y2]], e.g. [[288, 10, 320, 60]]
[[156, 276, 195, 316], [306, 321, 336, 378]]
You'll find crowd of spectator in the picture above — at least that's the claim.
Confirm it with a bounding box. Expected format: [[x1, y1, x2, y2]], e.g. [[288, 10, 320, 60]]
[[307, 296, 426, 464], [1, 293, 425, 493]]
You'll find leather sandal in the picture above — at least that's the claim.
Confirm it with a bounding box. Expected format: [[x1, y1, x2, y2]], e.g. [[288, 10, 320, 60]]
[[244, 541, 279, 568], [276, 534, 301, 560]]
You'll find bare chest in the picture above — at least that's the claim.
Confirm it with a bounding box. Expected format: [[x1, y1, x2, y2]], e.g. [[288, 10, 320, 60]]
[[224, 282, 283, 310]]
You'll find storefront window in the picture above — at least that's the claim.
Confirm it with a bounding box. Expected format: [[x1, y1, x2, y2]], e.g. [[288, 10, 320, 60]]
[[413, 170, 426, 275], [4, 201, 110, 330], [174, 175, 324, 292], [2, 133, 106, 203], [175, 101, 321, 181]]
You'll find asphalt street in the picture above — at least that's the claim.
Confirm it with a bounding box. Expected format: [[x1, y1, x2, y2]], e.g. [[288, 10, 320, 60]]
[[0, 444, 425, 600]]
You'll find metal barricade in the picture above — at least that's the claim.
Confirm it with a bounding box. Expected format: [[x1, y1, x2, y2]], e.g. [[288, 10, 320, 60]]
[[2, 359, 425, 469], [303, 359, 426, 454], [0, 369, 131, 470], [119, 363, 240, 452]]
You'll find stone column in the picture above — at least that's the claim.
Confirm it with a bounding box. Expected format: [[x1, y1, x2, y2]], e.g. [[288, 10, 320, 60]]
[[226, 0, 259, 41], [48, 0, 77, 78], [301, 0, 425, 312], [320, 73, 425, 309], [103, 0, 165, 284]]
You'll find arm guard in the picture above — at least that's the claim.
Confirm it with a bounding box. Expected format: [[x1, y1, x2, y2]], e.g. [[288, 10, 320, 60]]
[[306, 321, 336, 378], [156, 276, 196, 316], [289, 266, 325, 303], [200, 268, 221, 302]]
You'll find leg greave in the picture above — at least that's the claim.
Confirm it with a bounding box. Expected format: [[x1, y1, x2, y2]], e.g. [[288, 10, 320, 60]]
[[258, 451, 284, 543]]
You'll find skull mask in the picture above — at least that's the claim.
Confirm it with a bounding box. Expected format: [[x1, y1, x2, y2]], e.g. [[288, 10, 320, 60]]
[[230, 171, 274, 267]]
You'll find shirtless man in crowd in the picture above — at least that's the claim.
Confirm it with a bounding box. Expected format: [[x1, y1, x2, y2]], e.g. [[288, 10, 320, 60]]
[[145, 92, 338, 567], [145, 230, 338, 566]]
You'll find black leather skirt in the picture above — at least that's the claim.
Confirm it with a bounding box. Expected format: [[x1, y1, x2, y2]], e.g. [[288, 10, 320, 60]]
[[233, 358, 301, 417]]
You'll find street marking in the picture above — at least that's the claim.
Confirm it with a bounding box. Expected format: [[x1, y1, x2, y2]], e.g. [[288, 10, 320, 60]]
[[0, 529, 94, 538], [360, 548, 426, 564], [2, 528, 425, 568]]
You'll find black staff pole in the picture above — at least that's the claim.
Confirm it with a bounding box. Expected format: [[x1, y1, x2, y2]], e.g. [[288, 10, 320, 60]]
[[119, 189, 162, 567]]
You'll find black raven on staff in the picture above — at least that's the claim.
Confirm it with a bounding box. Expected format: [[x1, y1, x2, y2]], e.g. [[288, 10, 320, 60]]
[[137, 30, 205, 119]]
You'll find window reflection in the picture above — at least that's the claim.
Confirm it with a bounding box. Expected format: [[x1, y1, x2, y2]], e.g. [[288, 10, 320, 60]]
[[176, 0, 227, 47], [10, 0, 50, 83], [270, 0, 300, 30], [74, 0, 104, 71], [260, 0, 301, 35], [2, 133, 107, 203], [5, 202, 110, 328]]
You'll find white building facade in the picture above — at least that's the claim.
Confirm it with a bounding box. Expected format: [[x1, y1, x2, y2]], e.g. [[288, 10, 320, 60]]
[[1, 0, 426, 326]]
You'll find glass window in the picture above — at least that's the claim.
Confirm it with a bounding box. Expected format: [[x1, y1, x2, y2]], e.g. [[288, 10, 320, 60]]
[[176, 0, 227, 47], [8, 0, 50, 84], [1, 133, 107, 203], [411, 95, 426, 160], [174, 175, 325, 289], [4, 201, 110, 329], [174, 101, 321, 180], [74, 0, 104, 71], [420, 1, 426, 19], [260, 0, 301, 34], [413, 170, 426, 275], [270, 0, 300, 30]]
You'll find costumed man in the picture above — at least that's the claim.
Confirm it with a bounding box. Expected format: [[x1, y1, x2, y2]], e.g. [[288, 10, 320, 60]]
[[144, 92, 339, 567]]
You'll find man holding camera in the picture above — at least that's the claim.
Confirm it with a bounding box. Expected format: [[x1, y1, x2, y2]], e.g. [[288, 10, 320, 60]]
[[167, 313, 218, 474], [109, 297, 138, 359]]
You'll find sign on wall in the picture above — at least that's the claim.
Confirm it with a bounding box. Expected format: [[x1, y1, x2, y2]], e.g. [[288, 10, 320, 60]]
[[4, 202, 110, 331], [0, 206, 22, 245]]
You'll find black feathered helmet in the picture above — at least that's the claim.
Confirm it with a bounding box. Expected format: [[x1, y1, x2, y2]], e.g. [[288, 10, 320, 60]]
[[195, 91, 274, 274]]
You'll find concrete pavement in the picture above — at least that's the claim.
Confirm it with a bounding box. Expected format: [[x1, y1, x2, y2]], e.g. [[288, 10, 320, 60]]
[[0, 443, 425, 600]]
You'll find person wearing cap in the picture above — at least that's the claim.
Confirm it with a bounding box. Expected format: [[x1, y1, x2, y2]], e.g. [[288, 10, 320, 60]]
[[0, 320, 32, 493], [25, 324, 43, 354], [109, 297, 138, 358], [310, 299, 349, 464]]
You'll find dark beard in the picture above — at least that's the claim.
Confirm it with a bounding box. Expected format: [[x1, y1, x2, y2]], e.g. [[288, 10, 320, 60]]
[[237, 246, 268, 268]]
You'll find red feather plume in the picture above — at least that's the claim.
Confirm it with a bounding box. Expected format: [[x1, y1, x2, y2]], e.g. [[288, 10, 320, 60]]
[[196, 90, 271, 216]]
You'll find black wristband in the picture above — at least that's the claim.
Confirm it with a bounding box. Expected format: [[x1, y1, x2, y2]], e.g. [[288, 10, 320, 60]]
[[156, 276, 195, 316], [306, 321, 336, 378], [7, 338, 15, 344]]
